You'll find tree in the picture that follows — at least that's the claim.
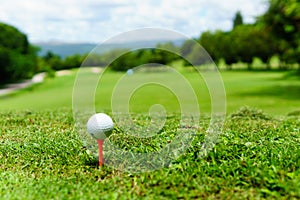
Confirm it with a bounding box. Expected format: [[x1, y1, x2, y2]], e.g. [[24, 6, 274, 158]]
[[220, 32, 239, 68], [108, 50, 138, 71], [260, 0, 300, 66], [83, 53, 107, 67], [185, 44, 211, 66], [233, 11, 244, 29], [198, 25, 277, 70], [155, 42, 180, 65], [199, 30, 229, 63], [180, 40, 195, 57], [231, 25, 277, 70], [62, 54, 84, 69], [42, 51, 63, 70], [0, 22, 38, 83], [199, 30, 238, 68], [0, 47, 12, 81]]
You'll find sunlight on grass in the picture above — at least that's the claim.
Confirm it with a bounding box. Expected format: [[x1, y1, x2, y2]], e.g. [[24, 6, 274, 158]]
[[0, 69, 299, 116], [0, 109, 299, 199]]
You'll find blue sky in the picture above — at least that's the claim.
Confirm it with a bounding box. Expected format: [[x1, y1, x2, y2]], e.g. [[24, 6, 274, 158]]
[[0, 0, 268, 43]]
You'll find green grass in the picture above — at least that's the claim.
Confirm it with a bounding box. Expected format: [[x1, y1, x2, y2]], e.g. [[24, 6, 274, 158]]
[[0, 68, 300, 116], [0, 108, 299, 199], [0, 69, 300, 199]]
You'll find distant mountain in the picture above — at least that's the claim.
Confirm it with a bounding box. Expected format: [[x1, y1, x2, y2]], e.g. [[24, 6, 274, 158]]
[[34, 39, 185, 58], [35, 43, 96, 58]]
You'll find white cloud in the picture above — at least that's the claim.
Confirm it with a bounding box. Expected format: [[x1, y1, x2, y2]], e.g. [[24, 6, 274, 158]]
[[0, 0, 268, 43]]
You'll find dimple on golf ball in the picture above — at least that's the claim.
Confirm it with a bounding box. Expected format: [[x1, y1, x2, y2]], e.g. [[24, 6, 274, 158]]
[[87, 113, 114, 140]]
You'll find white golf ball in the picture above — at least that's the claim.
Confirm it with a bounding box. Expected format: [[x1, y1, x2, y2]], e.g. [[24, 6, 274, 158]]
[[87, 113, 114, 140]]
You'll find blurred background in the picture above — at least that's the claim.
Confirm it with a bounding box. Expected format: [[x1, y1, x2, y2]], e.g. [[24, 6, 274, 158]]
[[0, 0, 299, 115]]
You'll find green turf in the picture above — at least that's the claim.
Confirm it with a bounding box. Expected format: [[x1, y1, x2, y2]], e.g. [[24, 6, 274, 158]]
[[0, 68, 300, 116], [0, 108, 299, 199], [0, 69, 300, 199]]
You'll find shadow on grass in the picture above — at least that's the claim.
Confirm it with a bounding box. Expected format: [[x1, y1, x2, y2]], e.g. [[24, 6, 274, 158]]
[[238, 85, 300, 100], [278, 70, 300, 81]]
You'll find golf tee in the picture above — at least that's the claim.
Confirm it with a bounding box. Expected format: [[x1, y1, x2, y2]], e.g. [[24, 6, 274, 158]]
[[97, 140, 103, 166]]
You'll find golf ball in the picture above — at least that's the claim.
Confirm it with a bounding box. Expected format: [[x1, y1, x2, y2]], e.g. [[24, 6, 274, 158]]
[[87, 113, 114, 140]]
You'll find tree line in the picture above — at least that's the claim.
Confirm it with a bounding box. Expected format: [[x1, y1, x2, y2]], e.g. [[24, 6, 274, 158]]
[[197, 0, 300, 70]]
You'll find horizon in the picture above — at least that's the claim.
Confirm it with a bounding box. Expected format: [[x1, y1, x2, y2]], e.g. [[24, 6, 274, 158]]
[[33, 35, 187, 45]]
